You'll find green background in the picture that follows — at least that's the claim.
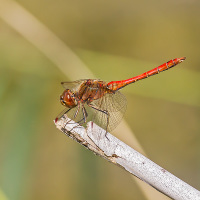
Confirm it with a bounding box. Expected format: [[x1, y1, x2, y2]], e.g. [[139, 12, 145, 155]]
[[0, 0, 199, 200]]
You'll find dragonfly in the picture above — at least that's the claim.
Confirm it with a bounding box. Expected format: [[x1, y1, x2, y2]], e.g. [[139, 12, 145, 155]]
[[55, 57, 186, 133]]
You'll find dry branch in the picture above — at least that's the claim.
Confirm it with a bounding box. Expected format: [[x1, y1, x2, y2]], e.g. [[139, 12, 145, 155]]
[[55, 115, 200, 200]]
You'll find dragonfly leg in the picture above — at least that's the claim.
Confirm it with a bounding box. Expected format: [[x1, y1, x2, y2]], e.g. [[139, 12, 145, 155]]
[[67, 104, 89, 133], [67, 103, 83, 131], [55, 107, 72, 122], [73, 103, 80, 119], [76, 104, 88, 125], [88, 103, 110, 140]]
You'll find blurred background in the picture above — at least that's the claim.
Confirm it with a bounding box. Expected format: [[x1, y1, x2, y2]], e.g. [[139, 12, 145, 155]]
[[0, 0, 199, 199]]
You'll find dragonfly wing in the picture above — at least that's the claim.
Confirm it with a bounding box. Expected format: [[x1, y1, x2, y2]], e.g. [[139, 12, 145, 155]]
[[92, 90, 127, 112], [61, 79, 87, 91], [91, 91, 127, 131]]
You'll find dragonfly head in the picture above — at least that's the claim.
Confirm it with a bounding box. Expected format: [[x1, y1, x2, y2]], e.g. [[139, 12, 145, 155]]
[[60, 89, 77, 108]]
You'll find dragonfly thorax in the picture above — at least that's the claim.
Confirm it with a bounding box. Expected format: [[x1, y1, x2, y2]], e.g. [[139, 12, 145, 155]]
[[60, 89, 78, 108]]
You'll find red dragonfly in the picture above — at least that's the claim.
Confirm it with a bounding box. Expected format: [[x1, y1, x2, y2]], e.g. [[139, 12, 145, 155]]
[[56, 57, 186, 133]]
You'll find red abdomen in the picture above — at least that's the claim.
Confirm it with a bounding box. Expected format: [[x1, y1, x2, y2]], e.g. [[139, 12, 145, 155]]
[[107, 57, 186, 91]]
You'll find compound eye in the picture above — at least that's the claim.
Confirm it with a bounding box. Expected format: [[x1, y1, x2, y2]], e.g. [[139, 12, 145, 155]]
[[60, 89, 77, 108], [60, 95, 65, 106]]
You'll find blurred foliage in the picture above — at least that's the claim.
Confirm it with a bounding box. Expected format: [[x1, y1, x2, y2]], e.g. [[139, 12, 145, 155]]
[[0, 0, 199, 200]]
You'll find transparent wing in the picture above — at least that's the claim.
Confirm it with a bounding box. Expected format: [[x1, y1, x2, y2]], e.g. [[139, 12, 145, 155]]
[[61, 79, 87, 92], [92, 90, 127, 112], [91, 91, 127, 131]]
